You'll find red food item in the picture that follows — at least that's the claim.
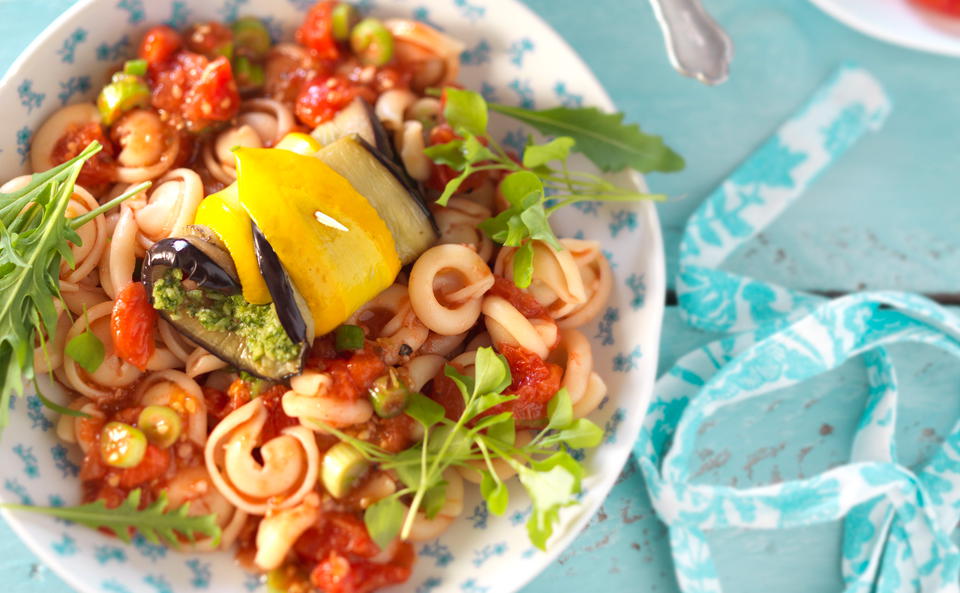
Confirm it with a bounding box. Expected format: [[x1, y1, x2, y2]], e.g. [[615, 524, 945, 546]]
[[911, 0, 960, 16], [49, 122, 116, 192], [370, 414, 415, 453], [488, 276, 551, 321], [116, 444, 171, 489], [296, 1, 341, 61], [139, 25, 183, 66], [110, 282, 157, 371], [295, 75, 359, 127], [310, 545, 414, 593], [492, 343, 564, 424], [428, 367, 467, 421], [149, 51, 239, 132], [308, 345, 386, 401], [203, 383, 250, 421], [184, 22, 234, 59], [259, 384, 301, 442]]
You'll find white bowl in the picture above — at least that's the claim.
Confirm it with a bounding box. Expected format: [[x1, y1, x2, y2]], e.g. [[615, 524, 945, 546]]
[[810, 0, 960, 57], [0, 1, 665, 592]]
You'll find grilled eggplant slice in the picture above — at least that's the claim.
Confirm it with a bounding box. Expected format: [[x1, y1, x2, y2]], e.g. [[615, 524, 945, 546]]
[[310, 97, 395, 160], [316, 136, 438, 264], [252, 222, 315, 347], [142, 225, 307, 380]]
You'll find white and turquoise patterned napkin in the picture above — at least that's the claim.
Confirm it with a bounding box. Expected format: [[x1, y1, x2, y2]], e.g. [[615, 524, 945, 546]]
[[636, 64, 960, 593]]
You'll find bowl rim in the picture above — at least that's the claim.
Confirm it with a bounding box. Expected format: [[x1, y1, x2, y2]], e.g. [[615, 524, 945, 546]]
[[0, 0, 666, 591]]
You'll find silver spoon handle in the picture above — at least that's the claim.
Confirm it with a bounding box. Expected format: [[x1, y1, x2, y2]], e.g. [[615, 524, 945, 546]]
[[648, 0, 733, 85]]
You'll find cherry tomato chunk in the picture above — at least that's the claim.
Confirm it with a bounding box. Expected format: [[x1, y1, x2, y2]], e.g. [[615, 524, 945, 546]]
[[295, 75, 360, 127], [296, 1, 342, 61], [110, 282, 157, 371], [49, 122, 117, 192], [139, 25, 182, 66]]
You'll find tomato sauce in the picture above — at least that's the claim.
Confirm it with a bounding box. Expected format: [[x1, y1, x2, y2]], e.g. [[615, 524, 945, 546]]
[[490, 343, 564, 425], [49, 122, 117, 193]]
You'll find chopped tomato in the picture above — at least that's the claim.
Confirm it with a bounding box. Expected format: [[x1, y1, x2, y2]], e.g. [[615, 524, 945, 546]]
[[181, 56, 240, 132], [295, 75, 359, 127], [259, 384, 301, 441], [184, 22, 234, 59], [49, 122, 116, 193], [117, 444, 170, 489], [427, 363, 466, 421], [295, 512, 380, 561], [310, 546, 414, 593], [911, 0, 960, 15], [139, 25, 183, 67], [369, 414, 414, 453], [308, 345, 386, 401], [204, 384, 249, 421], [111, 282, 157, 371], [296, 1, 341, 61], [488, 276, 551, 321], [490, 343, 563, 425]]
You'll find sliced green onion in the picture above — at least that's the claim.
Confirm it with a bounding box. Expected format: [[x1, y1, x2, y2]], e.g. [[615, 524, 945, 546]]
[[368, 369, 410, 419], [123, 59, 148, 76], [100, 422, 148, 468], [232, 16, 272, 58], [331, 3, 360, 41], [335, 324, 365, 351], [137, 405, 183, 448], [350, 18, 394, 67], [233, 55, 266, 90], [321, 442, 370, 498], [97, 74, 151, 126]]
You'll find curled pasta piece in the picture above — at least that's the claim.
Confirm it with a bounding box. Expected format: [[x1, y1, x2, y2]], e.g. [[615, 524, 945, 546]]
[[546, 329, 593, 406], [100, 203, 138, 299], [112, 109, 180, 183], [433, 198, 494, 261], [458, 430, 533, 484], [61, 301, 142, 399], [384, 20, 464, 91], [202, 124, 262, 185], [129, 168, 204, 248], [205, 398, 320, 515], [166, 466, 249, 552], [555, 239, 613, 329], [350, 284, 428, 365], [30, 103, 100, 173], [482, 296, 558, 359], [238, 98, 295, 147], [418, 332, 466, 357], [59, 276, 108, 317], [573, 372, 607, 419], [283, 390, 374, 430], [375, 89, 417, 130], [495, 240, 587, 320], [350, 471, 398, 509], [57, 398, 99, 448], [255, 493, 321, 570], [186, 346, 228, 379], [406, 97, 441, 129], [408, 244, 494, 336], [401, 354, 446, 392], [135, 370, 207, 446], [404, 469, 463, 542], [157, 320, 193, 363], [396, 120, 431, 182]]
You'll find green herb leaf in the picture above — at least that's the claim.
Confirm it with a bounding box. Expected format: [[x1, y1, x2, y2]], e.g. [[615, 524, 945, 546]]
[[546, 418, 604, 449], [364, 497, 406, 550], [473, 393, 517, 415], [405, 392, 446, 428], [499, 171, 543, 207], [490, 103, 684, 173], [423, 139, 467, 170], [435, 168, 472, 207], [443, 87, 488, 136], [523, 136, 575, 168], [546, 388, 573, 430], [389, 447, 424, 489], [444, 364, 475, 403], [518, 461, 580, 551], [461, 134, 496, 163], [472, 347, 512, 398], [481, 472, 510, 515], [519, 204, 563, 251], [422, 481, 448, 519], [428, 424, 472, 458], [512, 242, 535, 289], [65, 330, 105, 374], [1, 489, 221, 547], [485, 414, 516, 447]]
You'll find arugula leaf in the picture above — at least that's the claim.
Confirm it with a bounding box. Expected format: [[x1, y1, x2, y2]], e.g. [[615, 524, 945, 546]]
[[65, 330, 104, 374], [443, 87, 488, 136], [1, 489, 221, 547], [490, 103, 684, 173], [364, 497, 406, 550]]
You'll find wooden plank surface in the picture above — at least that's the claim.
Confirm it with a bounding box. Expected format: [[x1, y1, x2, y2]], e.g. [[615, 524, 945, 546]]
[[2, 1, 959, 592]]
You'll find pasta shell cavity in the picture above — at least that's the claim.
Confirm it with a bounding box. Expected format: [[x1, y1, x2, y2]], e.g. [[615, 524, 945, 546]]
[[205, 398, 320, 515], [408, 244, 494, 336], [238, 98, 295, 146], [203, 124, 263, 185], [384, 20, 465, 91]]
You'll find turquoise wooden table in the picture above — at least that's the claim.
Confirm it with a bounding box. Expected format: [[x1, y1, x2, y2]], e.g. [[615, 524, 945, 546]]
[[2, 0, 959, 591]]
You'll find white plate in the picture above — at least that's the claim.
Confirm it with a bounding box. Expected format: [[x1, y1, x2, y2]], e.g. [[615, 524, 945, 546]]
[[810, 0, 960, 56], [0, 1, 665, 592]]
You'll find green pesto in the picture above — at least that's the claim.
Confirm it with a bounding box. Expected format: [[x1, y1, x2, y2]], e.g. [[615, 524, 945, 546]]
[[151, 268, 299, 364]]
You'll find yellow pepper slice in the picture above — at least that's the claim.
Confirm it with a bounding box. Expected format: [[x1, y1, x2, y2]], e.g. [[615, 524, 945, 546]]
[[275, 132, 322, 155], [234, 147, 401, 335], [193, 183, 272, 305]]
